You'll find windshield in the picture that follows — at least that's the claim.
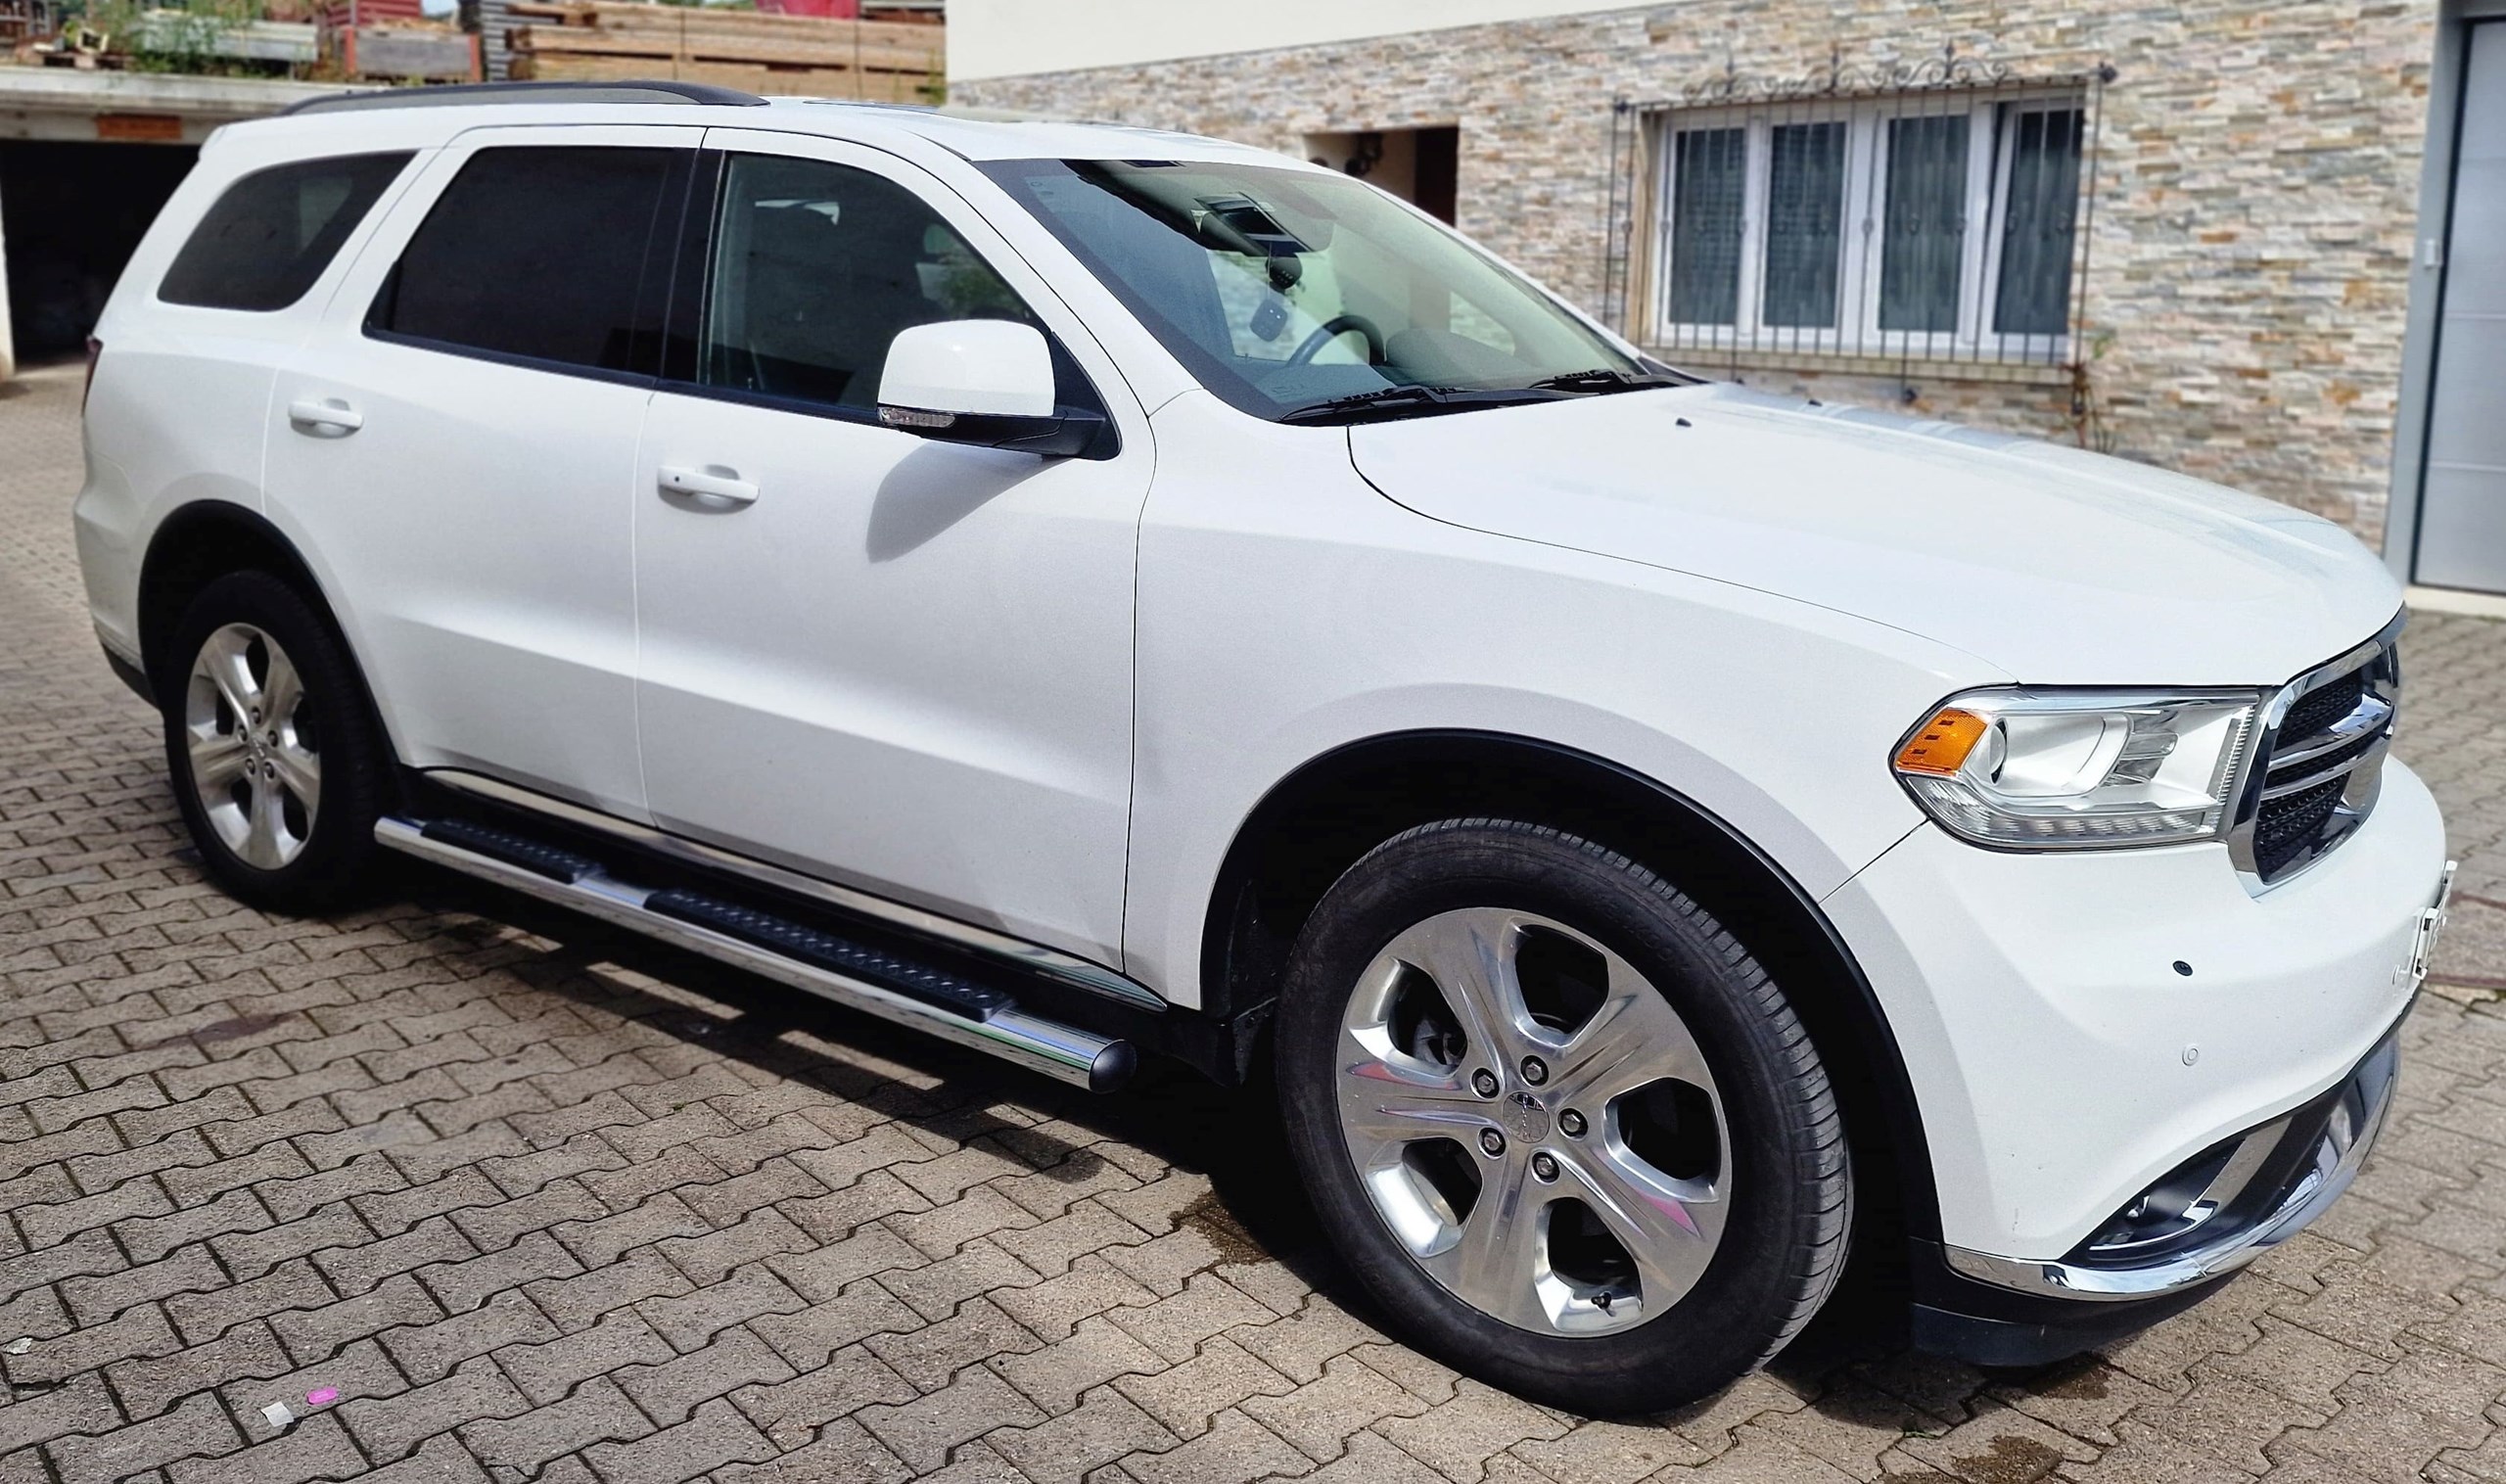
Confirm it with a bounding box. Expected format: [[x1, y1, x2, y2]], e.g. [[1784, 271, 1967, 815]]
[[981, 158, 1665, 423]]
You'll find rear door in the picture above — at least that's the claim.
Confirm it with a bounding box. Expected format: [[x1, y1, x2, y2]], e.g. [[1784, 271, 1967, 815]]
[[263, 126, 700, 818], [78, 144, 416, 667]]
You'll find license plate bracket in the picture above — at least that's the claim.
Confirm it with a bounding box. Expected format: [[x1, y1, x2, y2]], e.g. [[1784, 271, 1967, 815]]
[[2410, 859, 2459, 988]]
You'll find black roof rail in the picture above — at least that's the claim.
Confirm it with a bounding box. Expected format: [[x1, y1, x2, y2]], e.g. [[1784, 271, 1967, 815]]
[[279, 79, 766, 116]]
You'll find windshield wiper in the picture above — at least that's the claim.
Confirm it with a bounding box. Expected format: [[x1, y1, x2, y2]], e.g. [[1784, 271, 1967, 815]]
[[1277, 384, 1565, 425], [1528, 367, 1686, 394]]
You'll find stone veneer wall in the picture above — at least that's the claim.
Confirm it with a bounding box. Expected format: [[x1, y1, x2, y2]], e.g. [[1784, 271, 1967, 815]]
[[955, 1, 2437, 542]]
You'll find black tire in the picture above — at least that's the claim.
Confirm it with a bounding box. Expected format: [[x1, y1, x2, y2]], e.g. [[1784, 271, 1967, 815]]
[[160, 571, 392, 913], [1275, 818, 1850, 1414]]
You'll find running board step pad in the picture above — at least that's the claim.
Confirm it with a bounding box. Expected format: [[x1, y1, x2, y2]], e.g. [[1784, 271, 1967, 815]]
[[642, 888, 1013, 1022], [419, 818, 602, 883], [374, 815, 1135, 1092]]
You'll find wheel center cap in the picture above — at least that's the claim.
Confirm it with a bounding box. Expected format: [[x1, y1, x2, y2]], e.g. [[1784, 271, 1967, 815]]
[[1503, 1090, 1550, 1141]]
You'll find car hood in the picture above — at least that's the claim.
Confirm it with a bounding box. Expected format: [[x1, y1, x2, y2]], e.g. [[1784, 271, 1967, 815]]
[[1347, 384, 2403, 685]]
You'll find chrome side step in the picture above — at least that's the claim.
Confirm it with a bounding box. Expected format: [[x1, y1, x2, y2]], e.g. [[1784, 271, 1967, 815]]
[[421, 768, 1167, 1012], [375, 815, 1137, 1092]]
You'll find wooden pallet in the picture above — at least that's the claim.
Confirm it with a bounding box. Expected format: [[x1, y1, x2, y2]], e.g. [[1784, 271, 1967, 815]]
[[504, 0, 937, 100], [508, 49, 923, 100], [517, 25, 932, 72], [509, 1, 935, 44]]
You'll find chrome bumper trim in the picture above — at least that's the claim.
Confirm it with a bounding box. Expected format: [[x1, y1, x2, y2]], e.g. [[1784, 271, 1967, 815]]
[[1945, 1025, 2401, 1302]]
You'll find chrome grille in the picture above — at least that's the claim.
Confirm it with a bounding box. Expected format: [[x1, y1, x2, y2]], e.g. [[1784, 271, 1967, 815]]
[[2278, 672, 2365, 747], [2227, 615, 2403, 888]]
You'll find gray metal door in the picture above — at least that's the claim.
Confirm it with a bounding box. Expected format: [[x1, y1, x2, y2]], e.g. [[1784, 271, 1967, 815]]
[[2421, 22, 2506, 592]]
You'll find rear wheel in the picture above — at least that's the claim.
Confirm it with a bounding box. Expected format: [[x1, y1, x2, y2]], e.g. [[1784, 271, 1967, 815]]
[[162, 572, 390, 912], [1276, 818, 1850, 1413]]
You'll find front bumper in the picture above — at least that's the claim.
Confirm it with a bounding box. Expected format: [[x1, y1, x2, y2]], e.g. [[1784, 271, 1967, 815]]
[[1895, 1023, 2404, 1366], [1946, 1015, 2399, 1300], [1826, 757, 2448, 1268]]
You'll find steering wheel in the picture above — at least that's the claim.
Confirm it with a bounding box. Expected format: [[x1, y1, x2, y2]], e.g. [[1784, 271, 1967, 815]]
[[1286, 313, 1386, 368]]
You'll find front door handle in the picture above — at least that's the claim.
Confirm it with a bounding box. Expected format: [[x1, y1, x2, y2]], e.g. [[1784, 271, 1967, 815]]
[[287, 397, 363, 435], [658, 465, 760, 510]]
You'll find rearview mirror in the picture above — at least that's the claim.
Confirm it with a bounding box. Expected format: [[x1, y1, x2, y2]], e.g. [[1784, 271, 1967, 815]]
[[877, 320, 1108, 458]]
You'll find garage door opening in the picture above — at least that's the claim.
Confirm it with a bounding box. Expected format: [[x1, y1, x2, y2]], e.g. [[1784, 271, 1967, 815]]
[[4, 140, 198, 363], [1306, 126, 1459, 223]]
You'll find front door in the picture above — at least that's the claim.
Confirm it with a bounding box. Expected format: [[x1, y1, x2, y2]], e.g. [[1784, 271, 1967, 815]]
[[631, 130, 1152, 966], [265, 125, 701, 817], [2419, 21, 2506, 593]]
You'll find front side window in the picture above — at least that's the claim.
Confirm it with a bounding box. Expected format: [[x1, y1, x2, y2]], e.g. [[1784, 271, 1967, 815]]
[[368, 146, 686, 376], [984, 158, 1667, 423], [160, 152, 412, 311], [1657, 95, 2086, 360], [698, 153, 1038, 411]]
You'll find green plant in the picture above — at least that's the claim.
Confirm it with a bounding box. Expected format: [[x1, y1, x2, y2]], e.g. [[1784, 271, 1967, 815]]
[[82, 0, 263, 74], [2070, 327, 2118, 454]]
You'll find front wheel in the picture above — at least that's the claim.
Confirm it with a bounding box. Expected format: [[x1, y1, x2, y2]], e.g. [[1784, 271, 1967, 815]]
[[1276, 818, 1851, 1413], [162, 571, 391, 913]]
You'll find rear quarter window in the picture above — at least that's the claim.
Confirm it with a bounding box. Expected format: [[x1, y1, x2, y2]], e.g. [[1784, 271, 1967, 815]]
[[158, 152, 414, 311]]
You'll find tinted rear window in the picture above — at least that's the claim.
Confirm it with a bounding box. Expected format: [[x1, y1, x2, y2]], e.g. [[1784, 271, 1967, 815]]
[[368, 146, 684, 377], [159, 152, 412, 311]]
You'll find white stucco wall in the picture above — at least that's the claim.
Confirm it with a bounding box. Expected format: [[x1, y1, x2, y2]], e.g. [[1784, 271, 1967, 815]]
[[946, 0, 1657, 81]]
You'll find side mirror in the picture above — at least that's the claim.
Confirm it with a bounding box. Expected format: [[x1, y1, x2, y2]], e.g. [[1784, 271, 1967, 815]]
[[876, 320, 1109, 458]]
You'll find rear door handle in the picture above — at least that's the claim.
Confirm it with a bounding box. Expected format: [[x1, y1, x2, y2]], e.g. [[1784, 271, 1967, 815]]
[[658, 465, 759, 509], [287, 397, 363, 435]]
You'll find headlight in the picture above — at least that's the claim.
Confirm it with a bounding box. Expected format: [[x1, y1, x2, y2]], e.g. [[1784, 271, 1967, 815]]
[[1893, 689, 2263, 849]]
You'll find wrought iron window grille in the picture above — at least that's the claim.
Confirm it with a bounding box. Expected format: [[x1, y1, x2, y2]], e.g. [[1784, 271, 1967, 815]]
[[1601, 49, 2115, 381]]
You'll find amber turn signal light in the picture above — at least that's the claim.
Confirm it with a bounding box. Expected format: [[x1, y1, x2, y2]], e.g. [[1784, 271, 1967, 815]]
[[1895, 708, 1990, 777]]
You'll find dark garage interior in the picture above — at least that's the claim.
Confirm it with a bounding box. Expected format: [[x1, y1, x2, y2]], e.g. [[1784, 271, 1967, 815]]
[[4, 141, 198, 362]]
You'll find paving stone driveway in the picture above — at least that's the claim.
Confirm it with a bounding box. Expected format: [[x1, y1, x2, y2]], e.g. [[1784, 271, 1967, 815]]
[[5, 356, 2506, 1484]]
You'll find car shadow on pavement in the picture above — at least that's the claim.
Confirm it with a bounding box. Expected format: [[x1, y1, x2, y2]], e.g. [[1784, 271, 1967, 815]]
[[386, 854, 2028, 1431], [394, 857, 1336, 1258]]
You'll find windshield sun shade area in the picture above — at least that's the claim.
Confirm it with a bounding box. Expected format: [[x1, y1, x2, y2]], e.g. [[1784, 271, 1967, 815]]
[[980, 158, 1671, 423]]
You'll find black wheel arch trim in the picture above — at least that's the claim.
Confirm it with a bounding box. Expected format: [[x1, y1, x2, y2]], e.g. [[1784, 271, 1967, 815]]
[[139, 501, 329, 684], [136, 499, 404, 810], [104, 643, 156, 708], [1201, 726, 1945, 1243]]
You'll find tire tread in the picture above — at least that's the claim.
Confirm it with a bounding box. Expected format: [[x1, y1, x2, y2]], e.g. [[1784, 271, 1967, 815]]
[[161, 570, 391, 914]]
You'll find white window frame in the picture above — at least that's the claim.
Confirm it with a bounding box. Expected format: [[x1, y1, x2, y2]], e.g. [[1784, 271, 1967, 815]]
[[1650, 90, 2084, 362]]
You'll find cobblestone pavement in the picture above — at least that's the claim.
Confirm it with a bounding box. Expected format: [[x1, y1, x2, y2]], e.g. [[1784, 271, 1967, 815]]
[[5, 354, 2506, 1484]]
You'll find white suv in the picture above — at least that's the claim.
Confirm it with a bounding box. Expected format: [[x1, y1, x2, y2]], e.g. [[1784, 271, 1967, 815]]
[[75, 82, 2455, 1412]]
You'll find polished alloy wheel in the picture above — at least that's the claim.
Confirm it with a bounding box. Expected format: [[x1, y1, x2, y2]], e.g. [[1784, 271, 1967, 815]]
[[184, 622, 321, 870], [1335, 906, 1730, 1335]]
